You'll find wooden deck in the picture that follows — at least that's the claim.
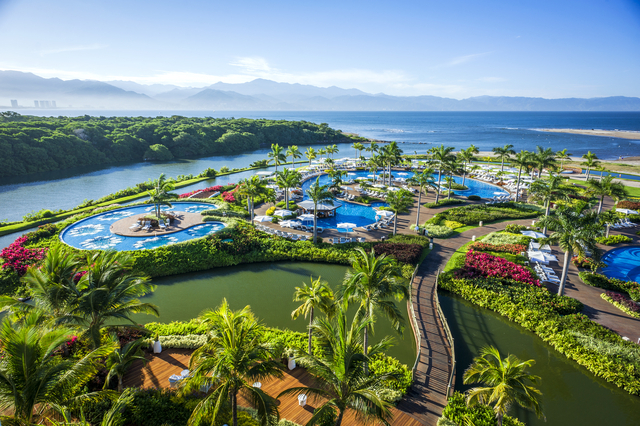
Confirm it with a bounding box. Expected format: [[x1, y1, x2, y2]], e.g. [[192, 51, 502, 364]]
[[123, 349, 423, 426]]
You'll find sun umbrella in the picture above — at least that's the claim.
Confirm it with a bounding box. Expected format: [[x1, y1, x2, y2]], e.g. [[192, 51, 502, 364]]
[[347, 172, 357, 176], [273, 209, 293, 217], [397, 172, 409, 176], [254, 215, 273, 222], [298, 214, 315, 222], [616, 208, 638, 215], [493, 191, 506, 195], [337, 222, 357, 230], [377, 210, 394, 217], [521, 230, 547, 239]]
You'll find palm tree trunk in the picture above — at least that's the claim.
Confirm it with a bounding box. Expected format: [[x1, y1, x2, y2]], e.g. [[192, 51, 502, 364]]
[[497, 412, 504, 426], [586, 167, 590, 180], [558, 249, 572, 296], [285, 187, 289, 210], [363, 325, 369, 375], [232, 392, 238, 426], [250, 197, 255, 224], [501, 158, 505, 172], [308, 308, 314, 355], [515, 167, 522, 203], [415, 190, 422, 226], [598, 195, 604, 214], [462, 166, 467, 187], [447, 173, 453, 199], [543, 201, 551, 235], [334, 410, 345, 426], [313, 206, 318, 244], [435, 170, 442, 204], [393, 214, 398, 236]]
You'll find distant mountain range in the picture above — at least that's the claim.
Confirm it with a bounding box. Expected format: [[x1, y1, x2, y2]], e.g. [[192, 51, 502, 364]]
[[2, 70, 639, 111]]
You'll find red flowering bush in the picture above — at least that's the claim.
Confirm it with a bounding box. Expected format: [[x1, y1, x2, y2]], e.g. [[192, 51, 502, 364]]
[[456, 250, 540, 286], [0, 236, 47, 276], [179, 185, 224, 199], [222, 191, 236, 202], [605, 291, 640, 314], [373, 243, 422, 264], [468, 242, 527, 255], [73, 270, 88, 283]]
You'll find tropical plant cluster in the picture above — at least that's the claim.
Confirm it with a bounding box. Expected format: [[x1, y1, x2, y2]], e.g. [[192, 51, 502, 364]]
[[179, 185, 224, 199], [440, 392, 525, 426], [578, 271, 640, 301], [373, 242, 423, 264], [455, 250, 540, 286], [595, 234, 633, 245], [0, 115, 352, 177], [422, 224, 455, 238], [616, 200, 640, 210], [427, 203, 542, 227], [601, 291, 640, 318], [467, 241, 527, 255], [0, 235, 47, 275], [423, 199, 465, 208]]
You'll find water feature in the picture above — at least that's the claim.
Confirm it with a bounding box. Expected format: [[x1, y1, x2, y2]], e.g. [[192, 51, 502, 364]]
[[601, 246, 640, 282], [130, 261, 416, 366], [59, 202, 225, 251], [439, 293, 640, 426]]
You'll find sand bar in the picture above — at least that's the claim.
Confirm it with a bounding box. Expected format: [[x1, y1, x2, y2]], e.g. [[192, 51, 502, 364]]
[[537, 128, 640, 140]]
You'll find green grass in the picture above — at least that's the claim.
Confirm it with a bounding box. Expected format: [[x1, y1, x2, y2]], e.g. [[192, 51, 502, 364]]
[[443, 239, 480, 272], [567, 179, 640, 198]]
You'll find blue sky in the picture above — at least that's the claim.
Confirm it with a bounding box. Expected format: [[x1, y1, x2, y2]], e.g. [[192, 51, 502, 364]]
[[0, 0, 639, 98]]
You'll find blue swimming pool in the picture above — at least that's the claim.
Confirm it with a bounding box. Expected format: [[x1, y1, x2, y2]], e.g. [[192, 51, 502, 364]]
[[601, 246, 640, 282], [60, 202, 226, 251]]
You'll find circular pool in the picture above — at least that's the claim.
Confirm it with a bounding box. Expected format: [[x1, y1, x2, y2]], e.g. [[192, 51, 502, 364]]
[[60, 202, 226, 251], [601, 246, 640, 282]]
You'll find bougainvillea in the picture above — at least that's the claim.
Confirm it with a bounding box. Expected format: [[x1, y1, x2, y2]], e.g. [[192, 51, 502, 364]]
[[179, 185, 224, 199], [468, 241, 527, 255], [456, 250, 540, 286], [222, 191, 236, 203], [0, 236, 47, 276]]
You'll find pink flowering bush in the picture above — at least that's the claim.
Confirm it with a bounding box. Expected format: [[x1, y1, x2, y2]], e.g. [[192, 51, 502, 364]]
[[179, 185, 224, 199], [222, 191, 236, 202], [0, 236, 47, 276], [456, 250, 540, 286], [468, 242, 527, 255]]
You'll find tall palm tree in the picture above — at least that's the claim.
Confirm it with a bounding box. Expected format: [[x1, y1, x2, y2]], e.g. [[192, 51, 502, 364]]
[[305, 147, 317, 166], [292, 276, 336, 355], [353, 142, 365, 161], [285, 145, 301, 169], [184, 299, 284, 426], [105, 337, 147, 392], [458, 148, 476, 187], [341, 247, 408, 371], [408, 168, 438, 226], [275, 169, 301, 211], [385, 190, 414, 236], [278, 306, 399, 426], [492, 144, 515, 172], [538, 205, 602, 295], [238, 175, 270, 223], [267, 143, 286, 173], [586, 175, 628, 214], [72, 251, 159, 348], [581, 151, 600, 180], [431, 145, 456, 204], [463, 346, 544, 426], [533, 146, 557, 178], [511, 150, 533, 203], [381, 142, 403, 186], [147, 173, 178, 218], [317, 148, 327, 162], [325, 145, 337, 160], [468, 144, 480, 155], [305, 177, 335, 244], [556, 148, 572, 170], [327, 169, 346, 191], [0, 312, 116, 426], [366, 141, 379, 160], [529, 174, 577, 234]]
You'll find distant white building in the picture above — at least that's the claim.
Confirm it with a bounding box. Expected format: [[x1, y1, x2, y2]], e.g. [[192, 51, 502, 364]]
[[10, 100, 18, 108], [40, 100, 50, 108], [51, 101, 56, 108], [34, 100, 39, 107]]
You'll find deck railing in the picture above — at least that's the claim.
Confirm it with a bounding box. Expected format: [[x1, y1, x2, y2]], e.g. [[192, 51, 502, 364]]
[[434, 269, 456, 397], [408, 263, 422, 379]]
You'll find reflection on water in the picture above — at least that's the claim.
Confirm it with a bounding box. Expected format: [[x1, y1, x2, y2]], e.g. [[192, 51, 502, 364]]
[[439, 292, 640, 426]]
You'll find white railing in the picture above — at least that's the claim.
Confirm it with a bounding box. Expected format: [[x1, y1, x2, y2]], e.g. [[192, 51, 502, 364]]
[[434, 269, 456, 397], [408, 263, 422, 379]]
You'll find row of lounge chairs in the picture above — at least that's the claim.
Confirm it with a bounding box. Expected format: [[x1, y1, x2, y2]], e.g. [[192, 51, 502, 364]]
[[255, 224, 310, 241], [129, 220, 168, 231], [609, 219, 637, 229], [534, 263, 561, 284], [486, 194, 515, 204], [330, 237, 366, 244]]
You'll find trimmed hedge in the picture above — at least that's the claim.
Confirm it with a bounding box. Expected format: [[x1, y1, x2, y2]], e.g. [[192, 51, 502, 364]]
[[441, 392, 525, 426], [423, 199, 465, 208], [427, 203, 542, 226], [596, 235, 633, 245], [373, 243, 423, 264], [579, 272, 640, 302]]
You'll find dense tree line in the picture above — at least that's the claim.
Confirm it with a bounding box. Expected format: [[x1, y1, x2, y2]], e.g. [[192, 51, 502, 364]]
[[0, 113, 351, 177]]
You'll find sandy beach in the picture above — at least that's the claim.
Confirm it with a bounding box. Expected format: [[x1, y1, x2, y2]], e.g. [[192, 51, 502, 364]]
[[537, 128, 640, 140]]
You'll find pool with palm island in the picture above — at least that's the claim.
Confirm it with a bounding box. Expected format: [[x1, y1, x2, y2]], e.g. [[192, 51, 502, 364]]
[[60, 202, 226, 251]]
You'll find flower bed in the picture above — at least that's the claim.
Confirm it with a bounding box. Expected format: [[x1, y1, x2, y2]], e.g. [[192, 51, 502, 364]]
[[0, 236, 47, 275], [179, 185, 223, 199], [456, 250, 540, 286], [601, 291, 640, 318], [579, 272, 640, 301], [467, 241, 527, 255], [373, 242, 422, 264]]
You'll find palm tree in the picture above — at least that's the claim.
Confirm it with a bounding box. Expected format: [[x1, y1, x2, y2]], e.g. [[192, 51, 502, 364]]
[[286, 145, 301, 169], [529, 174, 577, 234], [275, 169, 301, 211], [184, 299, 284, 426], [463, 346, 544, 426], [292, 276, 336, 355], [305, 147, 317, 166], [147, 173, 178, 218], [267, 143, 286, 173], [366, 141, 379, 160], [381, 142, 403, 185], [317, 148, 327, 162], [538, 205, 602, 295], [533, 146, 557, 178], [458, 148, 476, 187], [278, 306, 399, 426], [443, 157, 462, 199], [0, 312, 116, 426], [239, 175, 270, 223], [581, 151, 599, 180], [511, 150, 533, 203], [305, 177, 335, 244], [587, 175, 628, 214], [431, 145, 456, 204], [105, 337, 147, 392], [327, 169, 346, 191], [492, 144, 515, 172], [341, 247, 408, 371], [72, 251, 159, 348], [408, 168, 437, 226], [556, 148, 572, 170], [468, 144, 480, 155], [326, 144, 337, 160], [353, 142, 365, 161], [385, 190, 414, 235]]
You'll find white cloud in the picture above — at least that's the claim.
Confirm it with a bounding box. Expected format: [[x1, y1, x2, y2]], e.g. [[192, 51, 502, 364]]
[[230, 57, 274, 73], [441, 51, 493, 67], [39, 44, 108, 55]]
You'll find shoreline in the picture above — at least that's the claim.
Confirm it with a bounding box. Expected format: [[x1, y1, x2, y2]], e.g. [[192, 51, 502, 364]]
[[536, 128, 640, 140]]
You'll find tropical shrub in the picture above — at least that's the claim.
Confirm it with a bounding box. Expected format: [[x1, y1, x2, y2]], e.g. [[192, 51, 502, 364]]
[[386, 234, 431, 247], [616, 200, 640, 210], [572, 255, 596, 270], [145, 319, 209, 336], [579, 272, 640, 301], [596, 235, 633, 245], [602, 291, 640, 318], [481, 231, 529, 246], [456, 250, 540, 286], [266, 206, 276, 216], [441, 392, 525, 426], [468, 241, 527, 255], [142, 334, 208, 349], [423, 199, 465, 208], [423, 224, 454, 238], [373, 243, 422, 264], [0, 236, 47, 275], [444, 220, 465, 230], [505, 224, 527, 234], [467, 195, 481, 201], [427, 203, 542, 226]]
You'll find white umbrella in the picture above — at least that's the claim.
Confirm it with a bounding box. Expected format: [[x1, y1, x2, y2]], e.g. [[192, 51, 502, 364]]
[[521, 230, 547, 239], [616, 208, 638, 215], [299, 214, 315, 222], [397, 172, 409, 176], [273, 210, 293, 217], [254, 215, 273, 222], [281, 220, 301, 228], [337, 222, 357, 230], [387, 186, 400, 191], [377, 210, 394, 217], [347, 172, 357, 176], [494, 191, 506, 195]]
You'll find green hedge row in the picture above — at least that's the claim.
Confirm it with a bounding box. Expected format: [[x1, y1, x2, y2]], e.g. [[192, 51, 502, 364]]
[[427, 203, 542, 226], [440, 392, 525, 426], [579, 272, 640, 302]]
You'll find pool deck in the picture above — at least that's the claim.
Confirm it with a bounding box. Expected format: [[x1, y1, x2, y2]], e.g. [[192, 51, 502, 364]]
[[110, 211, 205, 237]]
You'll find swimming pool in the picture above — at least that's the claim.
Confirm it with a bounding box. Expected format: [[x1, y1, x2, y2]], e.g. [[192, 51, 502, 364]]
[[60, 202, 226, 251], [601, 246, 640, 282]]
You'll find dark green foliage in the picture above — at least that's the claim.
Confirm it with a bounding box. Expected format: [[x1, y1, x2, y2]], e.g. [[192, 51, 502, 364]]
[[373, 243, 422, 264], [467, 195, 482, 201], [0, 266, 25, 296], [595, 235, 633, 245], [353, 195, 383, 204], [427, 203, 542, 226], [0, 116, 350, 177], [579, 272, 640, 301], [441, 392, 525, 426], [423, 199, 465, 208], [504, 224, 527, 233], [386, 234, 431, 247]]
